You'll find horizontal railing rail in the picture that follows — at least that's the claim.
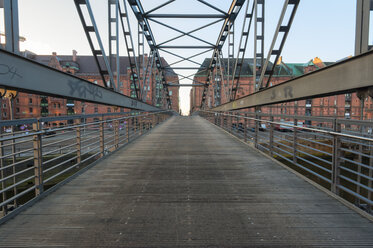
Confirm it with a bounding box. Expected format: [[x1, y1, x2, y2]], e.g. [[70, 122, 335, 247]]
[[199, 110, 373, 215], [0, 110, 173, 223]]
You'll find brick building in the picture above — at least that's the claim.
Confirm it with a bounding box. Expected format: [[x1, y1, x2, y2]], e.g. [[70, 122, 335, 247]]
[[0, 50, 179, 124], [191, 57, 373, 120]]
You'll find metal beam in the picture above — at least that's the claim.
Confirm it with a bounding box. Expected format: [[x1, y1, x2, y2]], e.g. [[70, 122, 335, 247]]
[[163, 67, 206, 70], [128, 0, 172, 109], [167, 84, 204, 87], [200, 0, 246, 107], [149, 18, 215, 46], [355, 0, 373, 55], [196, 0, 228, 15], [157, 19, 223, 46], [145, 0, 175, 15], [3, 0, 19, 54], [0, 49, 159, 111], [157, 46, 215, 49], [146, 14, 227, 18], [212, 50, 373, 111]]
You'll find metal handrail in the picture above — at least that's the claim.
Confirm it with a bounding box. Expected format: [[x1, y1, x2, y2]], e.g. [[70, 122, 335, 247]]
[[0, 110, 173, 222]]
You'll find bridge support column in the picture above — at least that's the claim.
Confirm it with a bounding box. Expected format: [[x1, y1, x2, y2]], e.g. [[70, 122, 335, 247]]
[[33, 120, 43, 196], [331, 119, 341, 194]]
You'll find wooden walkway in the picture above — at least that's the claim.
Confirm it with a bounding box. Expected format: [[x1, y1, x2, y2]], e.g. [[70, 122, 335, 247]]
[[0, 116, 372, 247]]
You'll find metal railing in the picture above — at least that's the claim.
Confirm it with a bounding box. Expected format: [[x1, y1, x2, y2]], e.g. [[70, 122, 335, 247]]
[[0, 111, 172, 221], [199, 110, 373, 215]]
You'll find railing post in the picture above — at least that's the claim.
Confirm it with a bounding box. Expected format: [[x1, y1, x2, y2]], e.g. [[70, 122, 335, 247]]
[[269, 115, 274, 156], [99, 116, 105, 157], [10, 125, 17, 208], [134, 116, 138, 135], [139, 116, 143, 135], [0, 128, 8, 216], [76, 119, 81, 166], [293, 118, 298, 164], [254, 112, 259, 148], [368, 141, 372, 213], [220, 113, 223, 128], [331, 119, 341, 194], [236, 115, 239, 134], [152, 114, 156, 128], [33, 119, 43, 196], [244, 114, 248, 142], [229, 113, 233, 133], [114, 119, 119, 149], [126, 117, 130, 143]]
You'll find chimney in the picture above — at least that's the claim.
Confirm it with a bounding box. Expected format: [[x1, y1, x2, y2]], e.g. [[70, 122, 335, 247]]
[[52, 52, 57, 56], [72, 50, 77, 62]]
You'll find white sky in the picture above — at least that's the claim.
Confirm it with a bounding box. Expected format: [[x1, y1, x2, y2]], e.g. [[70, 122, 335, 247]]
[[1, 0, 358, 115]]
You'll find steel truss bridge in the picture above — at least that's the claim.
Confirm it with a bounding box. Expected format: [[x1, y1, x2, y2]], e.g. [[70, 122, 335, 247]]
[[0, 0, 373, 246]]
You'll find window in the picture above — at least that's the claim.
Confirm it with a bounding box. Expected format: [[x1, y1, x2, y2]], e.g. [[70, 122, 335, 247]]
[[58, 103, 61, 108], [169, 91, 172, 96], [29, 98, 32, 104], [29, 107, 33, 113], [15, 98, 19, 104], [2, 103, 6, 108], [54, 103, 56, 108], [16, 108, 20, 113], [3, 112, 6, 117], [94, 107, 98, 113], [107, 107, 111, 113]]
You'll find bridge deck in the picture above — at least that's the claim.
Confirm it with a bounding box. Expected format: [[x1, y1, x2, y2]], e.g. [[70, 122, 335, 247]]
[[0, 116, 372, 247]]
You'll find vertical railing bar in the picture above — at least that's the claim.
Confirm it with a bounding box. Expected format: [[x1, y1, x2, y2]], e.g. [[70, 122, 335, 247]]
[[293, 117, 298, 165], [76, 119, 82, 167], [332, 119, 341, 194], [33, 119, 43, 196], [99, 115, 105, 157], [0, 128, 7, 217]]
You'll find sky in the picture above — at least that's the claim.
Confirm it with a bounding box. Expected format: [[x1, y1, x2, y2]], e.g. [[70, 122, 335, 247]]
[[1, 0, 358, 115]]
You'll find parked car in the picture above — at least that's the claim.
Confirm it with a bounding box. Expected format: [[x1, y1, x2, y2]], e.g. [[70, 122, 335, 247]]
[[44, 128, 56, 136], [249, 124, 267, 132], [274, 120, 304, 132]]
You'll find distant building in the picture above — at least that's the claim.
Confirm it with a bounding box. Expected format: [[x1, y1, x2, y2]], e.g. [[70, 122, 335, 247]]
[[0, 50, 179, 125], [191, 57, 373, 121]]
